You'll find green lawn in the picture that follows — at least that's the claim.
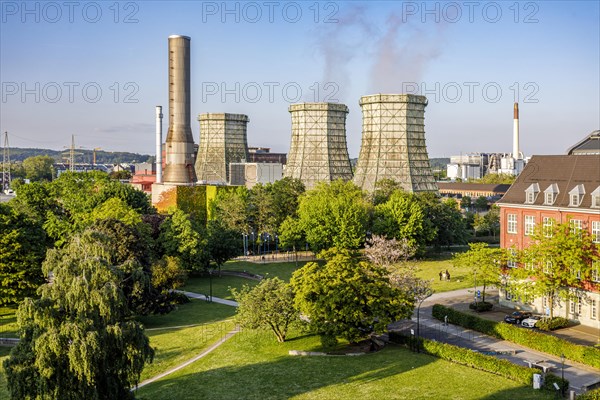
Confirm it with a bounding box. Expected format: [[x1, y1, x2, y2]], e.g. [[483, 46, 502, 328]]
[[136, 330, 553, 400], [138, 300, 236, 382], [224, 260, 313, 282], [0, 307, 18, 338], [183, 276, 259, 300], [0, 346, 11, 400], [415, 255, 474, 293]]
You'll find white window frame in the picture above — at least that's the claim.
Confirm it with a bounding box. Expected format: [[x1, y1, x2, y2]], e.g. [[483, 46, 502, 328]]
[[570, 219, 582, 236], [591, 186, 600, 208], [592, 299, 597, 320], [592, 261, 600, 283], [507, 249, 517, 268], [570, 194, 579, 207], [525, 215, 535, 236], [569, 184, 585, 207], [544, 192, 554, 205], [543, 217, 554, 237], [507, 214, 517, 234], [544, 260, 552, 275], [570, 299, 576, 314], [592, 221, 600, 243]]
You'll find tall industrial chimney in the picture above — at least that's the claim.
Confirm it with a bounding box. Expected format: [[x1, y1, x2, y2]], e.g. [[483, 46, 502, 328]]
[[513, 102, 521, 160], [155, 106, 163, 184], [162, 35, 197, 184]]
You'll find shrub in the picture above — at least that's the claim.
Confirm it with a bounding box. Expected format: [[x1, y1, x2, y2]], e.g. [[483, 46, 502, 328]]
[[542, 373, 569, 393], [388, 331, 563, 387], [469, 301, 493, 312], [578, 388, 600, 400], [536, 317, 570, 331], [431, 304, 600, 369]]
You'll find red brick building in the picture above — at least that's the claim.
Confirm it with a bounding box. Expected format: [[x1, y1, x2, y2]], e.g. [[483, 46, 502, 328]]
[[497, 154, 600, 329]]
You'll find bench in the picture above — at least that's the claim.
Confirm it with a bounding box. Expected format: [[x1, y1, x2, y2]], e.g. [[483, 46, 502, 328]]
[[524, 359, 553, 373]]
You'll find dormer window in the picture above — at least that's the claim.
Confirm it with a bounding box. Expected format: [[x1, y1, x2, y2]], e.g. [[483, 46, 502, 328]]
[[569, 184, 585, 207], [592, 186, 600, 208], [525, 183, 539, 204], [543, 183, 559, 205]]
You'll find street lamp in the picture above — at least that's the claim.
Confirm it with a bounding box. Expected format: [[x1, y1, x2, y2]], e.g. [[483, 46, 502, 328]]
[[560, 353, 565, 397], [416, 287, 434, 353], [474, 270, 478, 306], [208, 269, 213, 303]]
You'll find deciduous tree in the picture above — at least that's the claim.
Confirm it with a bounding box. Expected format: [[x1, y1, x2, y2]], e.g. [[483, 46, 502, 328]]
[[232, 277, 297, 342], [453, 242, 506, 302]]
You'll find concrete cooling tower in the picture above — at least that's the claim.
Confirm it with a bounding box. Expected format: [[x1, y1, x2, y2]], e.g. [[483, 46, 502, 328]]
[[195, 113, 249, 184], [162, 35, 197, 184], [284, 103, 353, 189], [353, 94, 438, 193]]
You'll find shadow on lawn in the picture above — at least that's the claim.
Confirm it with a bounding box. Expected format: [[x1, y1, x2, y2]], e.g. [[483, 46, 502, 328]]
[[135, 346, 437, 400], [480, 386, 554, 400]]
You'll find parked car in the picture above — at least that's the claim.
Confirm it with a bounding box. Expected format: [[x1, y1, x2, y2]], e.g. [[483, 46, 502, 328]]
[[504, 311, 532, 324], [521, 315, 541, 328]]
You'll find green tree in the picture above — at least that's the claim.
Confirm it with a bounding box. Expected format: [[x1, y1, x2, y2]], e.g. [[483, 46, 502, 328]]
[[417, 194, 467, 250], [372, 190, 433, 254], [3, 229, 154, 399], [210, 186, 250, 234], [248, 183, 276, 235], [460, 196, 472, 210], [0, 204, 47, 305], [453, 243, 506, 302], [278, 216, 305, 265], [297, 180, 370, 252], [22, 155, 55, 182], [512, 221, 598, 318], [270, 177, 305, 229], [231, 277, 297, 343], [474, 196, 489, 212], [290, 248, 414, 346], [207, 220, 241, 271], [371, 178, 403, 206], [159, 208, 208, 272]]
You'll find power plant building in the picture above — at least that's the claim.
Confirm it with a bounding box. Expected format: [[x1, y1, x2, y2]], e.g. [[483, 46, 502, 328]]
[[284, 103, 353, 189], [195, 113, 250, 185], [353, 94, 438, 193]]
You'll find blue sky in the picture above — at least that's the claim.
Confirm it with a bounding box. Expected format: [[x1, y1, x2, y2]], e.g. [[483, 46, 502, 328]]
[[1, 1, 598, 158]]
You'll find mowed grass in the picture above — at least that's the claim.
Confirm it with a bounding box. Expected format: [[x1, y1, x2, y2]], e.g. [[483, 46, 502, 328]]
[[136, 330, 553, 400], [415, 254, 474, 293], [0, 307, 18, 338], [0, 346, 11, 400], [137, 300, 236, 382]]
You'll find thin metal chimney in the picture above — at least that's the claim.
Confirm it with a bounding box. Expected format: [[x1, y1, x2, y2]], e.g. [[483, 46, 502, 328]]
[[155, 106, 163, 183], [513, 102, 521, 159]]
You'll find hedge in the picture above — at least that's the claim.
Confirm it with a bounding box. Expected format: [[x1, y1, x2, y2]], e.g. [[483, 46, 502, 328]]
[[388, 331, 564, 387], [432, 304, 600, 369], [536, 317, 570, 331], [577, 388, 600, 400]]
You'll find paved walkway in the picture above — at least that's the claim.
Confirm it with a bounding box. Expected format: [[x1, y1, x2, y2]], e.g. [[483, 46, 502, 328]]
[[180, 291, 239, 307], [391, 288, 600, 394]]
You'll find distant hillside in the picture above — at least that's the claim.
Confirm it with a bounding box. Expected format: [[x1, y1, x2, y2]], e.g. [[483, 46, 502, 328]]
[[429, 158, 450, 169], [9, 148, 152, 164]]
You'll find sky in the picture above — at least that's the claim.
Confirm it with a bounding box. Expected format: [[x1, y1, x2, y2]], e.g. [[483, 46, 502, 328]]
[[1, 1, 599, 158]]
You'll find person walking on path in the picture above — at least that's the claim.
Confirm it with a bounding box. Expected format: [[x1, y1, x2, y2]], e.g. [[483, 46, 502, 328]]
[[439, 271, 443, 280], [445, 269, 451, 280]]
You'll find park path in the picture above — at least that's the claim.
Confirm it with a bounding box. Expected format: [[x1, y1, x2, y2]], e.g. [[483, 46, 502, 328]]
[[133, 291, 239, 392], [391, 289, 600, 394]]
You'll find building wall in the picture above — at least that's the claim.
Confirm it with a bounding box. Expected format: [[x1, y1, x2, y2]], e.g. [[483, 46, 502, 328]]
[[499, 204, 600, 329]]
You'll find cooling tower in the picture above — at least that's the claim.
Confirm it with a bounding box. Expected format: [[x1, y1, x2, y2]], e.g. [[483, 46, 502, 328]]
[[284, 103, 353, 189], [353, 94, 438, 193], [162, 35, 197, 184], [195, 113, 249, 184]]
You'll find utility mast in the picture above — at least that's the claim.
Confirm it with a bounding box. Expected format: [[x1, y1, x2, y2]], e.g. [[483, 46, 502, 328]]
[[2, 131, 11, 191], [62, 135, 82, 172]]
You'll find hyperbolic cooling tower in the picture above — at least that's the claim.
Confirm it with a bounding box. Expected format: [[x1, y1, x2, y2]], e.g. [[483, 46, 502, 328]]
[[284, 103, 353, 189], [195, 113, 249, 184], [353, 94, 438, 193], [162, 35, 197, 184]]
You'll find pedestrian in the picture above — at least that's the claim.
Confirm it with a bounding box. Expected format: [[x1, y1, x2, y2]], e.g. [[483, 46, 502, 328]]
[[446, 269, 451, 281], [439, 271, 443, 280]]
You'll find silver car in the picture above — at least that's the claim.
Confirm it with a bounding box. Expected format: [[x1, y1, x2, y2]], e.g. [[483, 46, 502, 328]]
[[521, 315, 541, 328]]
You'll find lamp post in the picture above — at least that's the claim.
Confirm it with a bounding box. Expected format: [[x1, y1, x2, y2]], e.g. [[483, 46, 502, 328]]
[[560, 353, 565, 397], [416, 287, 434, 353], [208, 269, 213, 303], [474, 270, 478, 306]]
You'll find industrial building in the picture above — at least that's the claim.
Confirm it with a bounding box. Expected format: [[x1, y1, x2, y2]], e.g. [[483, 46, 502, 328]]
[[229, 162, 283, 188], [353, 94, 438, 193], [446, 153, 491, 180], [195, 113, 250, 185], [284, 102, 353, 189], [247, 147, 287, 164]]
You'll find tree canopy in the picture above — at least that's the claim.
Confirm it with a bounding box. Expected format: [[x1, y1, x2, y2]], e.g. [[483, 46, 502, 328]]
[[3, 229, 154, 399], [296, 180, 370, 252]]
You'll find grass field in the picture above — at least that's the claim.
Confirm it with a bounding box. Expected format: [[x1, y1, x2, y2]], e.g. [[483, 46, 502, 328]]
[[137, 300, 236, 382], [182, 254, 474, 300], [0, 307, 18, 338], [136, 329, 553, 400]]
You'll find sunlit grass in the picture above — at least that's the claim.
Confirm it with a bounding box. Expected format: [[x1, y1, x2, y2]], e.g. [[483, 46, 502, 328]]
[[136, 329, 553, 400], [0, 307, 18, 338]]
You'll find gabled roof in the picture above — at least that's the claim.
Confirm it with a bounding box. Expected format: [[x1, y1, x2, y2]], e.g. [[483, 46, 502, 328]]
[[437, 183, 511, 193], [497, 155, 600, 209]]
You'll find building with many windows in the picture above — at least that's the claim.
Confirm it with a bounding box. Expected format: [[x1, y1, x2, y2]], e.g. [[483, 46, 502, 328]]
[[497, 154, 600, 329]]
